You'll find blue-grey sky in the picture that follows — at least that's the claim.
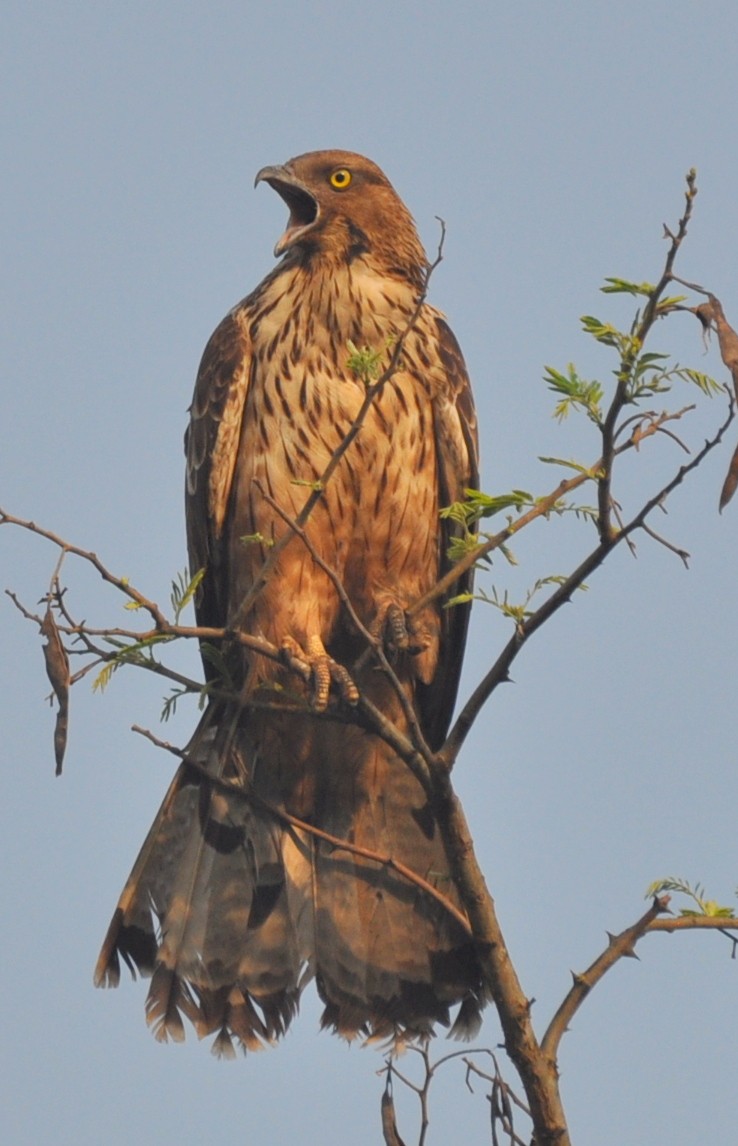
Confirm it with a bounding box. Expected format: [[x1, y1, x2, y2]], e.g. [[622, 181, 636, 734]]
[[2, 4, 737, 1143]]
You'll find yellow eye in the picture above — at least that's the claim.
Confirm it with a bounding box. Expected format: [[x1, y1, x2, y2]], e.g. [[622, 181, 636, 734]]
[[329, 168, 352, 190]]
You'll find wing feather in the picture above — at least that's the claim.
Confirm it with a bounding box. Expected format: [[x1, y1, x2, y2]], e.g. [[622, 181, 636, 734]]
[[419, 314, 479, 748], [184, 309, 251, 632]]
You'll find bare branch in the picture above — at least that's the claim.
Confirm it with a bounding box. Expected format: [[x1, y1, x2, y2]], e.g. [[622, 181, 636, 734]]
[[269, 802, 472, 937], [0, 507, 169, 626], [130, 725, 186, 757], [425, 770, 570, 1142], [639, 521, 690, 565]]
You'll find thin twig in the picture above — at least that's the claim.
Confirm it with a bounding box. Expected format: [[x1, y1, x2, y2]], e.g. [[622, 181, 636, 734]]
[[639, 521, 690, 565], [131, 725, 185, 757], [0, 508, 169, 626]]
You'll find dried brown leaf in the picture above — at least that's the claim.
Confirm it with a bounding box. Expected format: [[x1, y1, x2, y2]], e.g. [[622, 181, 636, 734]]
[[381, 1081, 407, 1146], [697, 294, 738, 509], [709, 295, 738, 398], [720, 443, 738, 512], [39, 606, 70, 775]]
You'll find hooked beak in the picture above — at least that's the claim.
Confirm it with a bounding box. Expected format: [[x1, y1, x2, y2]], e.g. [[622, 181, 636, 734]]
[[254, 164, 320, 257]]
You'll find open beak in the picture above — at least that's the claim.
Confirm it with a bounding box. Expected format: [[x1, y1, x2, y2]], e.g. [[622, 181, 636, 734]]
[[254, 164, 320, 257]]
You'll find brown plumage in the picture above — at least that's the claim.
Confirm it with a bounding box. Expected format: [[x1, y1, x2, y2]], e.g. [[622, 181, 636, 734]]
[[94, 150, 483, 1053]]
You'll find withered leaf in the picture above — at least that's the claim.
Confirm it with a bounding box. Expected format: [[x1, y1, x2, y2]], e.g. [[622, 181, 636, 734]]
[[40, 606, 70, 775], [719, 444, 738, 512], [698, 294, 738, 510], [381, 1084, 407, 1146], [709, 294, 738, 400]]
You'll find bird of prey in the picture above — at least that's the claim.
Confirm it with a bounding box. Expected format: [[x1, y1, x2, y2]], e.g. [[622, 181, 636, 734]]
[[95, 150, 484, 1055]]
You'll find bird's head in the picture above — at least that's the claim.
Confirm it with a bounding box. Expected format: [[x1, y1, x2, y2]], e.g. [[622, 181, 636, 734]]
[[255, 150, 427, 289]]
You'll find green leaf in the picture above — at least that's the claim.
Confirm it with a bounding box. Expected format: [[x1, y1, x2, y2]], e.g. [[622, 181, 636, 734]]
[[579, 315, 622, 348], [498, 542, 518, 566], [543, 363, 604, 423], [600, 277, 656, 297], [441, 488, 534, 524], [655, 294, 688, 310], [634, 352, 669, 367], [538, 456, 601, 478], [445, 533, 485, 563], [199, 643, 236, 691], [443, 591, 474, 608], [472, 573, 586, 624], [161, 688, 183, 721], [346, 339, 390, 383], [646, 876, 736, 918], [170, 567, 206, 622], [92, 662, 117, 693], [240, 531, 275, 547], [92, 633, 173, 693], [678, 368, 723, 396], [290, 478, 324, 490]]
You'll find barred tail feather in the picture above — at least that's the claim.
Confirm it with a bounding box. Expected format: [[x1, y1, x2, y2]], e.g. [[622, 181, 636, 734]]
[[95, 709, 484, 1052]]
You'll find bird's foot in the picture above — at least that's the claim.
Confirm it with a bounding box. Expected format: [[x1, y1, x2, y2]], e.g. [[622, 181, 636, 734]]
[[280, 635, 359, 712], [374, 602, 430, 659]]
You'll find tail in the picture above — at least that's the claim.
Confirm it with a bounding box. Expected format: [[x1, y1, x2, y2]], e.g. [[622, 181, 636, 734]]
[[95, 704, 485, 1055]]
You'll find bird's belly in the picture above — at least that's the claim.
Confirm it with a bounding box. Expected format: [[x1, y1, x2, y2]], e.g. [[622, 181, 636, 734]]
[[228, 365, 439, 655]]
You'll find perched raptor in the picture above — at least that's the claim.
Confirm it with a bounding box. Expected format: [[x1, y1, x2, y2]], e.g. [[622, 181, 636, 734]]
[[95, 150, 484, 1053]]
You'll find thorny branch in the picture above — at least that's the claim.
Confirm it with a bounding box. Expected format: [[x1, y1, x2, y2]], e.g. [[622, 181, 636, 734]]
[[541, 896, 671, 1061]]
